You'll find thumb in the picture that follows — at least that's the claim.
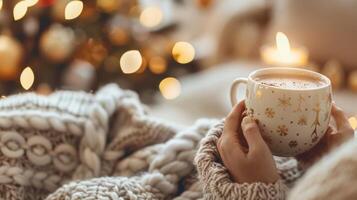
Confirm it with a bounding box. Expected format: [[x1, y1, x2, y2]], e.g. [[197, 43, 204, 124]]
[[241, 117, 268, 152]]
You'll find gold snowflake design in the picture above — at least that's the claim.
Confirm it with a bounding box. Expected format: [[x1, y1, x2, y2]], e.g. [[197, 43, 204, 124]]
[[297, 116, 307, 126], [312, 136, 319, 143], [256, 90, 263, 99], [327, 93, 332, 104], [278, 95, 292, 109], [294, 95, 305, 112], [277, 125, 288, 136], [289, 140, 298, 148], [312, 102, 321, 127], [265, 107, 275, 118]]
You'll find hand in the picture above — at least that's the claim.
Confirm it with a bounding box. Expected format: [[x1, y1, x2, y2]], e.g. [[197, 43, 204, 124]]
[[296, 103, 354, 168], [217, 101, 279, 184]]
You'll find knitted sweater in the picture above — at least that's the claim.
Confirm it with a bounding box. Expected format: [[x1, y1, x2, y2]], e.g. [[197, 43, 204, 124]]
[[0, 84, 354, 199]]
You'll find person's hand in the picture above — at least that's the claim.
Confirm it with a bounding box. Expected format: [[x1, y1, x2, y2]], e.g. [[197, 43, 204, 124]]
[[217, 101, 279, 184], [296, 103, 354, 168]]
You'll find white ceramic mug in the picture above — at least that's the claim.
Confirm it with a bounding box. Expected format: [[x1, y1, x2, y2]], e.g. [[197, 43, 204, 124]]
[[230, 67, 332, 156]]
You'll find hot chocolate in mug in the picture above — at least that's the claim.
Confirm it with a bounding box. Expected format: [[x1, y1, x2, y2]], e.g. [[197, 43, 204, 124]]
[[230, 67, 332, 156]]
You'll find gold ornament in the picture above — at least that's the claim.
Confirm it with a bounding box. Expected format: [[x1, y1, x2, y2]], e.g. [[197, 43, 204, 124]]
[[40, 24, 75, 63], [348, 70, 357, 92], [0, 35, 23, 80], [62, 60, 95, 91], [107, 15, 130, 46], [321, 59, 344, 89], [37, 83, 52, 95], [97, 0, 121, 13], [76, 39, 108, 67]]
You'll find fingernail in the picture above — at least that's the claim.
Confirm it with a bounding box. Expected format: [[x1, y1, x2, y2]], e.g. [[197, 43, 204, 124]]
[[242, 116, 254, 125]]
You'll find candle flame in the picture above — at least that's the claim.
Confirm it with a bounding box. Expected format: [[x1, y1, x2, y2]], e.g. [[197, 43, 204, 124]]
[[276, 32, 291, 54], [20, 67, 35, 90]]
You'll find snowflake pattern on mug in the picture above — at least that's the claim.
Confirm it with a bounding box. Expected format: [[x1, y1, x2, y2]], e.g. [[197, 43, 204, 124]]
[[294, 95, 305, 112], [277, 125, 288, 136], [327, 93, 332, 104], [265, 107, 275, 118], [278, 95, 292, 109], [297, 116, 307, 126]]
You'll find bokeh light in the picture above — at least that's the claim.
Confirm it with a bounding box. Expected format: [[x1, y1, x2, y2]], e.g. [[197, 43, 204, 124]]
[[172, 41, 195, 64], [120, 50, 142, 74], [139, 6, 163, 28], [159, 77, 181, 100], [149, 56, 167, 74], [13, 1, 28, 21], [136, 57, 147, 73], [0, 0, 3, 10], [97, 0, 121, 13], [24, 0, 39, 7], [65, 0, 83, 20], [20, 67, 35, 90]]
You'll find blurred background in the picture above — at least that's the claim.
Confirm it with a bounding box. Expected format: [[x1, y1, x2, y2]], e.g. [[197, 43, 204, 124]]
[[0, 0, 356, 128]]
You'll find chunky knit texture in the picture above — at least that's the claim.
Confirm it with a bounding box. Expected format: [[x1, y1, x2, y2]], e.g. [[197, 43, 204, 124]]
[[288, 139, 357, 200], [4, 84, 354, 200]]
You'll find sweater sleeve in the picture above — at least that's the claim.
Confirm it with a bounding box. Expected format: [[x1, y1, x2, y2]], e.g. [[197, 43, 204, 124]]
[[195, 121, 289, 200]]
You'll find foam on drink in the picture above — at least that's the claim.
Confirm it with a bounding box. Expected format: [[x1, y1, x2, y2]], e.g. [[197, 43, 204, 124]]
[[254, 74, 326, 89]]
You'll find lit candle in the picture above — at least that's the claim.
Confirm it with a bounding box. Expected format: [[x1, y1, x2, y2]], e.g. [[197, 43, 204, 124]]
[[261, 32, 308, 67]]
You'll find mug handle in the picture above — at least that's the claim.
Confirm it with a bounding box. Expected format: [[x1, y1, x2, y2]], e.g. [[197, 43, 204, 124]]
[[230, 78, 248, 106]]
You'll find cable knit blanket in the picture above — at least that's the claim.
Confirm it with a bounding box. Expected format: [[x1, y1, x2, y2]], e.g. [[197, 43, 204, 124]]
[[0, 84, 302, 199]]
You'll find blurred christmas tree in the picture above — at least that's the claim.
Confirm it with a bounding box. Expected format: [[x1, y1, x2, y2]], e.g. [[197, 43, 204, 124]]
[[0, 0, 203, 103]]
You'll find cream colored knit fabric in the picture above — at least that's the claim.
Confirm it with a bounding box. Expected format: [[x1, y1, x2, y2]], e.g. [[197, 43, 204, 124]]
[[196, 121, 290, 200], [0, 84, 177, 199], [0, 84, 307, 200], [288, 139, 357, 200]]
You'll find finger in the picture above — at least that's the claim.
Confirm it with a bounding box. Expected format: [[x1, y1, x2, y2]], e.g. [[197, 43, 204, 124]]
[[217, 134, 244, 159], [241, 116, 268, 152], [331, 104, 353, 133], [224, 100, 246, 132]]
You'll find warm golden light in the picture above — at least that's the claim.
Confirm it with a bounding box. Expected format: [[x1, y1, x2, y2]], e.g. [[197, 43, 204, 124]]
[[24, 0, 39, 7], [65, 0, 83, 20], [159, 77, 181, 100], [139, 6, 163, 28], [0, 0, 3, 10], [349, 117, 357, 130], [120, 50, 142, 74], [172, 41, 195, 64], [13, 1, 28, 21], [149, 56, 167, 74], [260, 32, 308, 66], [97, 0, 121, 13], [20, 67, 35, 90], [276, 32, 290, 54]]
